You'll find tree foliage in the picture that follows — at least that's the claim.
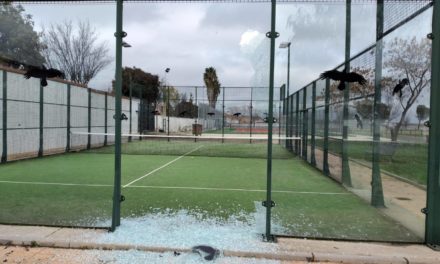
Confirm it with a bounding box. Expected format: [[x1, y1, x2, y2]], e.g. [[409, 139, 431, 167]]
[[383, 37, 431, 141], [416, 104, 429, 130], [355, 100, 390, 120], [326, 38, 430, 141], [41, 20, 112, 85], [203, 67, 221, 109], [174, 94, 198, 118], [118, 67, 160, 103], [0, 3, 45, 66], [159, 85, 180, 116]]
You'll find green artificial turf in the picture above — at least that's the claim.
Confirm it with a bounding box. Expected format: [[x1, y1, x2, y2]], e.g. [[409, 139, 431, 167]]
[[316, 139, 428, 185], [0, 151, 422, 242]]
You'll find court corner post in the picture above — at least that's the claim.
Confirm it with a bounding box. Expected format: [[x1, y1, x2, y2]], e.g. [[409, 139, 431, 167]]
[[1, 70, 7, 163], [425, 0, 440, 249], [371, 0, 385, 208], [112, 0, 124, 232], [310, 81, 316, 166], [323, 79, 330, 176], [342, 0, 352, 187], [263, 0, 277, 243]]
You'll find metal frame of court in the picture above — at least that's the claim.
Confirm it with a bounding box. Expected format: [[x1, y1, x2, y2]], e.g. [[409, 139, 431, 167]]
[[5, 0, 440, 248]]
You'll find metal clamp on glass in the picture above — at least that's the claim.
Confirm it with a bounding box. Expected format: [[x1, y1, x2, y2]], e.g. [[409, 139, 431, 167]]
[[266, 31, 279, 39], [114, 31, 127, 38], [424, 120, 431, 128], [262, 200, 276, 208]]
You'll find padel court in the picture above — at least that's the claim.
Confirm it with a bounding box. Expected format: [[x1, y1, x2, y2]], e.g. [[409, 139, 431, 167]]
[[0, 136, 420, 242]]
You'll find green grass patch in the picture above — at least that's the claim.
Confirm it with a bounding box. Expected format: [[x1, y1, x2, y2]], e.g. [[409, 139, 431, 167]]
[[316, 139, 428, 185]]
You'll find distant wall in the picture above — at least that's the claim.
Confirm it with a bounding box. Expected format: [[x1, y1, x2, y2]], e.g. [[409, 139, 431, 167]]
[[156, 116, 220, 134], [0, 67, 139, 161]]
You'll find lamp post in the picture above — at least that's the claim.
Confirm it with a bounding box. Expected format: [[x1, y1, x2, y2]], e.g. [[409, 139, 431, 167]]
[[165, 68, 170, 140], [279, 42, 291, 96], [279, 41, 291, 145], [122, 41, 132, 141]]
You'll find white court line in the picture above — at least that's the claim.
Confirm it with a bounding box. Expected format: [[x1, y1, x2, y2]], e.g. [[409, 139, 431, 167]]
[[122, 145, 204, 188], [0, 180, 111, 187], [0, 180, 349, 195], [71, 131, 301, 141], [128, 185, 350, 195]]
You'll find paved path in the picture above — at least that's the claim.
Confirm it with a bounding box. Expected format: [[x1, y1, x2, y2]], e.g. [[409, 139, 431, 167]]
[[1, 224, 440, 263]]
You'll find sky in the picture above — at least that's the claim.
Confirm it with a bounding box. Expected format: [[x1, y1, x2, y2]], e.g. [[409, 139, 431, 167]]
[[19, 1, 433, 97]]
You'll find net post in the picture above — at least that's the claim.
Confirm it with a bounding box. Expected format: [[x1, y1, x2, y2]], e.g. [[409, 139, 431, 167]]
[[167, 85, 170, 141], [104, 92, 108, 146], [277, 86, 282, 144], [263, 0, 277, 243], [194, 86, 197, 143], [1, 70, 7, 163], [295, 92, 299, 155], [426, 0, 440, 249], [222, 86, 225, 143], [302, 87, 307, 159], [139, 99, 143, 141], [129, 76, 132, 142], [342, 0, 353, 187], [38, 82, 43, 158], [87, 88, 91, 150], [311, 81, 316, 166], [66, 84, 71, 152], [282, 85, 288, 148], [112, 0, 124, 232], [250, 86, 253, 144], [323, 79, 330, 176], [371, 0, 385, 207], [289, 94, 294, 151]]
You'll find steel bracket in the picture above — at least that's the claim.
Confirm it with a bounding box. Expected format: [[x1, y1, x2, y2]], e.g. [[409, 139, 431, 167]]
[[262, 200, 276, 208], [262, 234, 277, 242], [266, 31, 279, 39], [114, 31, 127, 38], [424, 120, 431, 128]]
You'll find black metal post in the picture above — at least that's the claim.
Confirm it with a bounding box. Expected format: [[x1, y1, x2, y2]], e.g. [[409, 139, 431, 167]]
[[111, 0, 124, 231], [104, 92, 108, 146], [38, 83, 43, 157], [222, 86, 225, 143], [426, 0, 440, 248], [342, 0, 353, 187], [323, 79, 330, 176], [66, 84, 71, 152], [1, 70, 7, 163], [87, 88, 91, 150], [264, 0, 277, 243], [371, 0, 385, 207], [311, 82, 316, 166]]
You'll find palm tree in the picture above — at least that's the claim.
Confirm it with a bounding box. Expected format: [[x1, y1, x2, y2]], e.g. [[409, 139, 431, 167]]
[[203, 67, 221, 109]]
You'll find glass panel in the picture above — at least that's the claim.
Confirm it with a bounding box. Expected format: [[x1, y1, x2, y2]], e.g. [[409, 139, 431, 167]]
[[0, 2, 115, 228], [272, 0, 430, 242]]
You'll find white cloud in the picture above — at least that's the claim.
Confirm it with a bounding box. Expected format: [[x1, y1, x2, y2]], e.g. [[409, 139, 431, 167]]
[[239, 30, 266, 59]]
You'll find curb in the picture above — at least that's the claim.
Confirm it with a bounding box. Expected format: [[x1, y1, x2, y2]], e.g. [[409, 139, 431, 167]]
[[1, 238, 439, 264]]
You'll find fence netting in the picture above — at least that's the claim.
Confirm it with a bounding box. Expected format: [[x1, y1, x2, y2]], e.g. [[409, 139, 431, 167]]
[[274, 0, 431, 241]]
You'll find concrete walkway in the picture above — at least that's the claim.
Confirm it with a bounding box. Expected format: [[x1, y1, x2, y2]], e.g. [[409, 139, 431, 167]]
[[1, 225, 440, 263]]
